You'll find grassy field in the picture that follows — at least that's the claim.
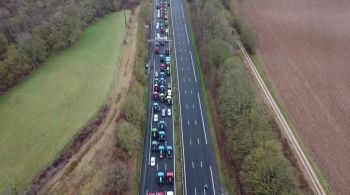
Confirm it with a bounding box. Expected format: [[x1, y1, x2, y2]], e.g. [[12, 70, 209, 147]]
[[0, 11, 130, 191]]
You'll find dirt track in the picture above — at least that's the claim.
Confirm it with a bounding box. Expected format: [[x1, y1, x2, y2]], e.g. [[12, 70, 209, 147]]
[[238, 0, 350, 194]]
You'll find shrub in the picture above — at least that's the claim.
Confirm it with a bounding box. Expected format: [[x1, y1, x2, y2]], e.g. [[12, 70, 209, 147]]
[[105, 160, 129, 194], [116, 120, 140, 155], [241, 141, 299, 195]]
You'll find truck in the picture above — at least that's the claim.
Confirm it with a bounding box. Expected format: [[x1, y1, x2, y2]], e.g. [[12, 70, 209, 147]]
[[166, 171, 174, 184], [157, 171, 165, 185], [151, 128, 158, 140], [166, 146, 173, 158], [159, 145, 165, 158]]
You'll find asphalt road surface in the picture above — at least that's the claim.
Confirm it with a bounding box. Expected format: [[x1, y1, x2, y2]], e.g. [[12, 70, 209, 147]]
[[170, 0, 221, 194], [140, 0, 175, 194], [140, 0, 221, 194]]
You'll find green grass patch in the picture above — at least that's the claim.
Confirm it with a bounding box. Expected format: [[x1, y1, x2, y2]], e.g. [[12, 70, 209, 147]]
[[250, 54, 334, 194], [185, 2, 234, 194], [0, 11, 130, 191]]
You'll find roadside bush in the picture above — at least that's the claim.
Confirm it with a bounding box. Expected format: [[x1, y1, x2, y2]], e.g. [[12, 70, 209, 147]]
[[187, 0, 300, 192], [116, 120, 140, 155], [106, 160, 130, 194], [241, 141, 298, 195]]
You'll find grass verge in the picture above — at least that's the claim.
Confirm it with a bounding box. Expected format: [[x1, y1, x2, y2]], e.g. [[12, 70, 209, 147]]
[[250, 54, 333, 194], [184, 2, 234, 194], [0, 11, 130, 192]]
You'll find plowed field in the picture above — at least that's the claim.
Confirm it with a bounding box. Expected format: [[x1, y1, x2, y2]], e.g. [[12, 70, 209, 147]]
[[238, 0, 350, 194]]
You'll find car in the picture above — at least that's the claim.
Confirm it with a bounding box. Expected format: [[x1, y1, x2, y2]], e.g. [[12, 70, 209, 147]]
[[156, 3, 160, 9], [160, 93, 165, 102], [166, 191, 173, 195], [165, 49, 169, 55], [159, 121, 166, 130], [166, 171, 174, 184], [157, 171, 165, 185], [166, 95, 172, 105], [158, 131, 166, 142], [155, 71, 159, 78], [154, 77, 160, 85], [160, 72, 166, 79], [156, 33, 161, 38], [154, 83, 159, 92], [167, 89, 172, 96], [154, 114, 159, 122], [166, 146, 173, 158], [160, 40, 165, 46], [167, 82, 171, 89], [152, 140, 159, 151], [160, 63, 165, 71], [160, 55, 165, 62], [166, 62, 170, 68], [160, 85, 166, 93], [153, 91, 159, 100], [153, 103, 160, 112], [165, 56, 171, 64], [150, 157, 156, 166], [161, 108, 166, 117], [167, 108, 172, 116], [154, 47, 160, 54], [148, 192, 155, 195], [156, 24, 159, 30], [160, 78, 165, 85], [151, 128, 158, 140], [166, 67, 170, 76], [159, 145, 165, 158], [157, 192, 164, 195]]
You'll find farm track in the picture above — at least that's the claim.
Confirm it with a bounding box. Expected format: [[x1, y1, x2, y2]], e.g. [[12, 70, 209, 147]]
[[237, 41, 326, 195]]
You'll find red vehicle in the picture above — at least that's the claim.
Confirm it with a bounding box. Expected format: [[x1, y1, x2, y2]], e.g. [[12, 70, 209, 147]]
[[154, 84, 159, 92], [166, 171, 174, 184], [148, 193, 155, 195], [157, 192, 164, 195], [154, 47, 160, 54], [153, 91, 159, 100], [160, 64, 165, 71]]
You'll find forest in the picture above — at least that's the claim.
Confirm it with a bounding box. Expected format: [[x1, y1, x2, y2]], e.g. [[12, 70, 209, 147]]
[[0, 0, 132, 93]]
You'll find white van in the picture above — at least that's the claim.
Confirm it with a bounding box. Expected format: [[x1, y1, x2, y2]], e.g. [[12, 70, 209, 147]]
[[166, 191, 174, 195], [157, 10, 160, 18]]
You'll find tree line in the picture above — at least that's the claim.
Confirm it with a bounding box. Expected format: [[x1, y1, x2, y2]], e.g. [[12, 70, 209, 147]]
[[0, 0, 129, 93], [187, 0, 301, 193]]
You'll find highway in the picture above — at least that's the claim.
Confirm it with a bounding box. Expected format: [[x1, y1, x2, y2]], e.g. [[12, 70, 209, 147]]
[[170, 0, 222, 194], [140, 0, 175, 194], [140, 0, 222, 194]]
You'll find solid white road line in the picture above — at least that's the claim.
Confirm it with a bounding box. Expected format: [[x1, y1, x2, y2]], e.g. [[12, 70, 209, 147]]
[[189, 51, 197, 82], [210, 166, 216, 195], [185, 24, 190, 45], [181, 3, 185, 19], [197, 93, 208, 144]]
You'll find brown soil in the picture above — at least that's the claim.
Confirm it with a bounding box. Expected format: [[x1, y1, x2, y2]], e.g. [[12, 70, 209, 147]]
[[28, 7, 140, 195], [238, 1, 350, 194]]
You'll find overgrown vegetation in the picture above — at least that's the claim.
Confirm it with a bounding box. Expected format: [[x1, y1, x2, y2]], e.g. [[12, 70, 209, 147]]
[[0, 0, 140, 93], [186, 0, 302, 193], [112, 2, 151, 194], [0, 11, 130, 193]]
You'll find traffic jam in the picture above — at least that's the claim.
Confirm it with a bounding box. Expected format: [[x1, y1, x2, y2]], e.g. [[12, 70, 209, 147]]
[[148, 0, 174, 194]]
